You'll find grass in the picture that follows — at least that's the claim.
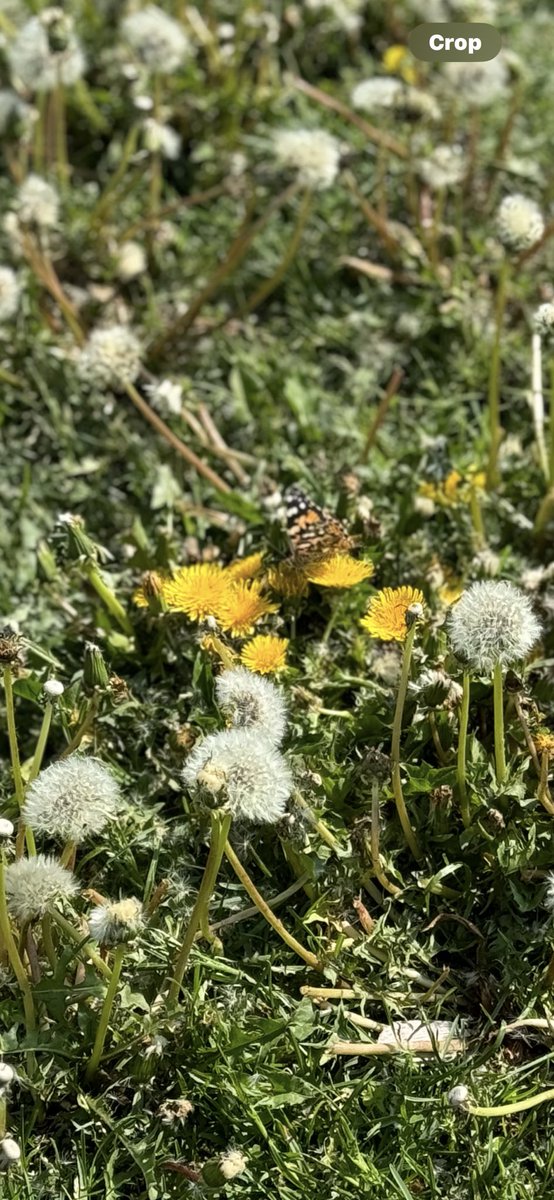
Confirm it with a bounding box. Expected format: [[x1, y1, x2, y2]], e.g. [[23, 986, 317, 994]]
[[1, 1, 554, 1197]]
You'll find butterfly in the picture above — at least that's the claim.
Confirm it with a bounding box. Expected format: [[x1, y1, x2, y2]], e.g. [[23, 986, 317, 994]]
[[284, 485, 357, 566]]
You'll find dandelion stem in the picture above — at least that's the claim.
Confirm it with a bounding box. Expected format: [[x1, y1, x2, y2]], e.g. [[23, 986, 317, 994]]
[[82, 562, 134, 637], [531, 332, 549, 481], [390, 623, 423, 860], [50, 910, 111, 979], [493, 661, 507, 784], [466, 1088, 554, 1118], [167, 810, 232, 1007], [85, 943, 126, 1082], [41, 914, 57, 972], [370, 779, 402, 896], [53, 76, 69, 188], [223, 839, 323, 971], [0, 852, 36, 1061], [468, 485, 486, 551], [538, 751, 554, 817], [549, 362, 554, 487], [293, 792, 342, 853], [457, 671, 471, 827], [3, 667, 36, 858], [486, 258, 509, 490], [29, 702, 54, 783]]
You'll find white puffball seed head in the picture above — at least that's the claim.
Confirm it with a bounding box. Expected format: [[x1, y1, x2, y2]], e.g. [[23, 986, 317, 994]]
[[215, 667, 287, 745], [23, 755, 120, 844], [183, 728, 292, 824], [448, 581, 542, 674], [448, 1085, 470, 1110]]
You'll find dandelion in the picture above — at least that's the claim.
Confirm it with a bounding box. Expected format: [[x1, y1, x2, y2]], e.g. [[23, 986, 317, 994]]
[[226, 552, 265, 581], [351, 77, 403, 111], [5, 855, 77, 922], [23, 755, 120, 844], [142, 118, 181, 160], [201, 1150, 248, 1188], [266, 562, 309, 598], [447, 1085, 470, 1110], [448, 581, 542, 673], [273, 129, 341, 190], [116, 241, 147, 281], [497, 194, 544, 252], [158, 1097, 194, 1124], [162, 563, 229, 620], [121, 6, 191, 74], [216, 580, 278, 637], [418, 145, 466, 189], [240, 635, 289, 675], [305, 0, 364, 34], [43, 679, 64, 699], [361, 586, 425, 642], [0, 1064, 15, 1090], [145, 379, 182, 416], [0, 1137, 21, 1171], [77, 326, 142, 388], [0, 625, 25, 669], [9, 11, 85, 92], [0, 268, 20, 323], [441, 57, 508, 108], [88, 897, 144, 946], [16, 175, 59, 229], [534, 731, 554, 758], [183, 728, 292, 824], [534, 303, 554, 336], [306, 554, 373, 588], [0, 820, 14, 839], [215, 666, 287, 742]]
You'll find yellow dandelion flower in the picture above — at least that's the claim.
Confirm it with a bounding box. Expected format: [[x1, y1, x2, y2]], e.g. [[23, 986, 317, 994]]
[[216, 580, 278, 637], [161, 563, 229, 621], [383, 44, 417, 85], [241, 634, 289, 675], [419, 468, 486, 509], [225, 552, 265, 581], [266, 562, 309, 598], [533, 730, 554, 757], [360, 586, 425, 642], [133, 570, 167, 607], [306, 554, 374, 588]]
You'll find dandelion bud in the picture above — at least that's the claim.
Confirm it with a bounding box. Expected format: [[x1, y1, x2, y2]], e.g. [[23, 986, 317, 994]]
[[0, 1063, 15, 1089], [201, 1149, 247, 1189], [0, 819, 14, 839], [448, 581, 542, 674], [447, 1085, 470, 1110], [183, 729, 292, 824], [496, 194, 544, 252], [88, 897, 144, 947], [23, 755, 120, 844], [140, 571, 164, 601], [0, 1137, 21, 1171], [534, 303, 554, 336], [405, 602, 424, 628], [0, 626, 25, 669], [54, 512, 98, 564], [83, 642, 110, 691], [5, 855, 77, 923], [43, 679, 64, 699], [215, 667, 287, 745]]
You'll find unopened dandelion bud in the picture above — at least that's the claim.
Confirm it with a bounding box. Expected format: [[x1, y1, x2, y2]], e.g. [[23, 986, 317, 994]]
[[0, 1063, 15, 1089], [0, 819, 14, 839], [0, 1137, 21, 1171], [83, 642, 110, 691], [88, 897, 144, 946], [54, 512, 98, 564], [447, 1084, 470, 1110], [201, 1149, 247, 1189], [140, 570, 164, 601], [417, 668, 453, 708], [43, 678, 64, 699], [36, 539, 58, 581]]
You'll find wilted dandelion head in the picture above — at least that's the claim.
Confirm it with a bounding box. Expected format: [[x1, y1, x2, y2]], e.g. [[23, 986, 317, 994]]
[[16, 174, 59, 229], [534, 303, 554, 336], [215, 666, 287, 743], [418, 144, 465, 190], [23, 755, 120, 844], [0, 268, 20, 323], [77, 326, 142, 388], [121, 6, 191, 74], [448, 581, 542, 673], [273, 128, 341, 190], [496, 194, 544, 252], [9, 12, 85, 92], [88, 897, 144, 946], [183, 728, 292, 823], [201, 1149, 247, 1188], [5, 854, 77, 922], [240, 634, 289, 675]]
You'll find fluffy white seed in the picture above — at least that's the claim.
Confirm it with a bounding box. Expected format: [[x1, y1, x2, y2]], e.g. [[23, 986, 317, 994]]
[[273, 128, 341, 190], [122, 6, 191, 73], [0, 1136, 21, 1168], [215, 667, 287, 745], [441, 57, 508, 108], [0, 268, 20, 323], [351, 77, 403, 111], [418, 144, 466, 189], [116, 241, 147, 281], [145, 379, 182, 416], [534, 303, 554, 335], [183, 728, 292, 824], [88, 897, 144, 946], [16, 175, 59, 229], [77, 326, 142, 388], [447, 1084, 470, 1110], [5, 854, 77, 922], [0, 819, 14, 839], [448, 581, 542, 673], [496, 194, 544, 252], [9, 14, 85, 92], [143, 118, 181, 160], [23, 755, 120, 844]]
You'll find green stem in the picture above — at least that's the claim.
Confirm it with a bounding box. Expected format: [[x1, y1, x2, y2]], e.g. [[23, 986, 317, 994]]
[[223, 839, 323, 971], [370, 779, 402, 896], [41, 913, 57, 972], [486, 258, 509, 490], [493, 661, 507, 784], [457, 671, 471, 827], [29, 703, 53, 783], [0, 853, 36, 1061], [82, 562, 133, 637], [167, 810, 232, 1007], [85, 943, 126, 1082], [293, 792, 342, 853], [549, 361, 554, 487], [468, 485, 486, 550], [467, 1088, 554, 1118], [390, 623, 423, 860], [50, 910, 112, 979], [4, 667, 36, 858]]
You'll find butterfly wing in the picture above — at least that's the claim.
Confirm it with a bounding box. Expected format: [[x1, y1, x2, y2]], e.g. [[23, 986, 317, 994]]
[[284, 485, 354, 566]]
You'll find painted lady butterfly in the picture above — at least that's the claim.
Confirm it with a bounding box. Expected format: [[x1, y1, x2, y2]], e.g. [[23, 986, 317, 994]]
[[284, 485, 356, 566]]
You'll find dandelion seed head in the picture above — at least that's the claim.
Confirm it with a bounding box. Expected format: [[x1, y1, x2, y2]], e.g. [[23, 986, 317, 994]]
[[534, 303, 554, 336], [183, 728, 292, 823], [158, 1097, 194, 1124], [441, 56, 508, 107], [15, 174, 59, 229], [215, 666, 287, 743], [143, 118, 181, 160], [145, 379, 182, 416], [0, 1064, 15, 1089], [447, 1084, 470, 1110], [5, 854, 77, 922], [0, 819, 14, 839], [305, 0, 364, 34], [418, 144, 466, 189], [545, 872, 554, 913], [351, 77, 403, 111], [88, 897, 144, 946], [43, 679, 64, 698], [9, 13, 85, 92], [0, 1136, 21, 1169], [273, 128, 341, 190], [23, 755, 120, 844], [0, 268, 20, 323], [77, 325, 142, 388], [448, 581, 542, 672], [121, 6, 191, 74], [116, 240, 147, 281], [497, 194, 544, 252]]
